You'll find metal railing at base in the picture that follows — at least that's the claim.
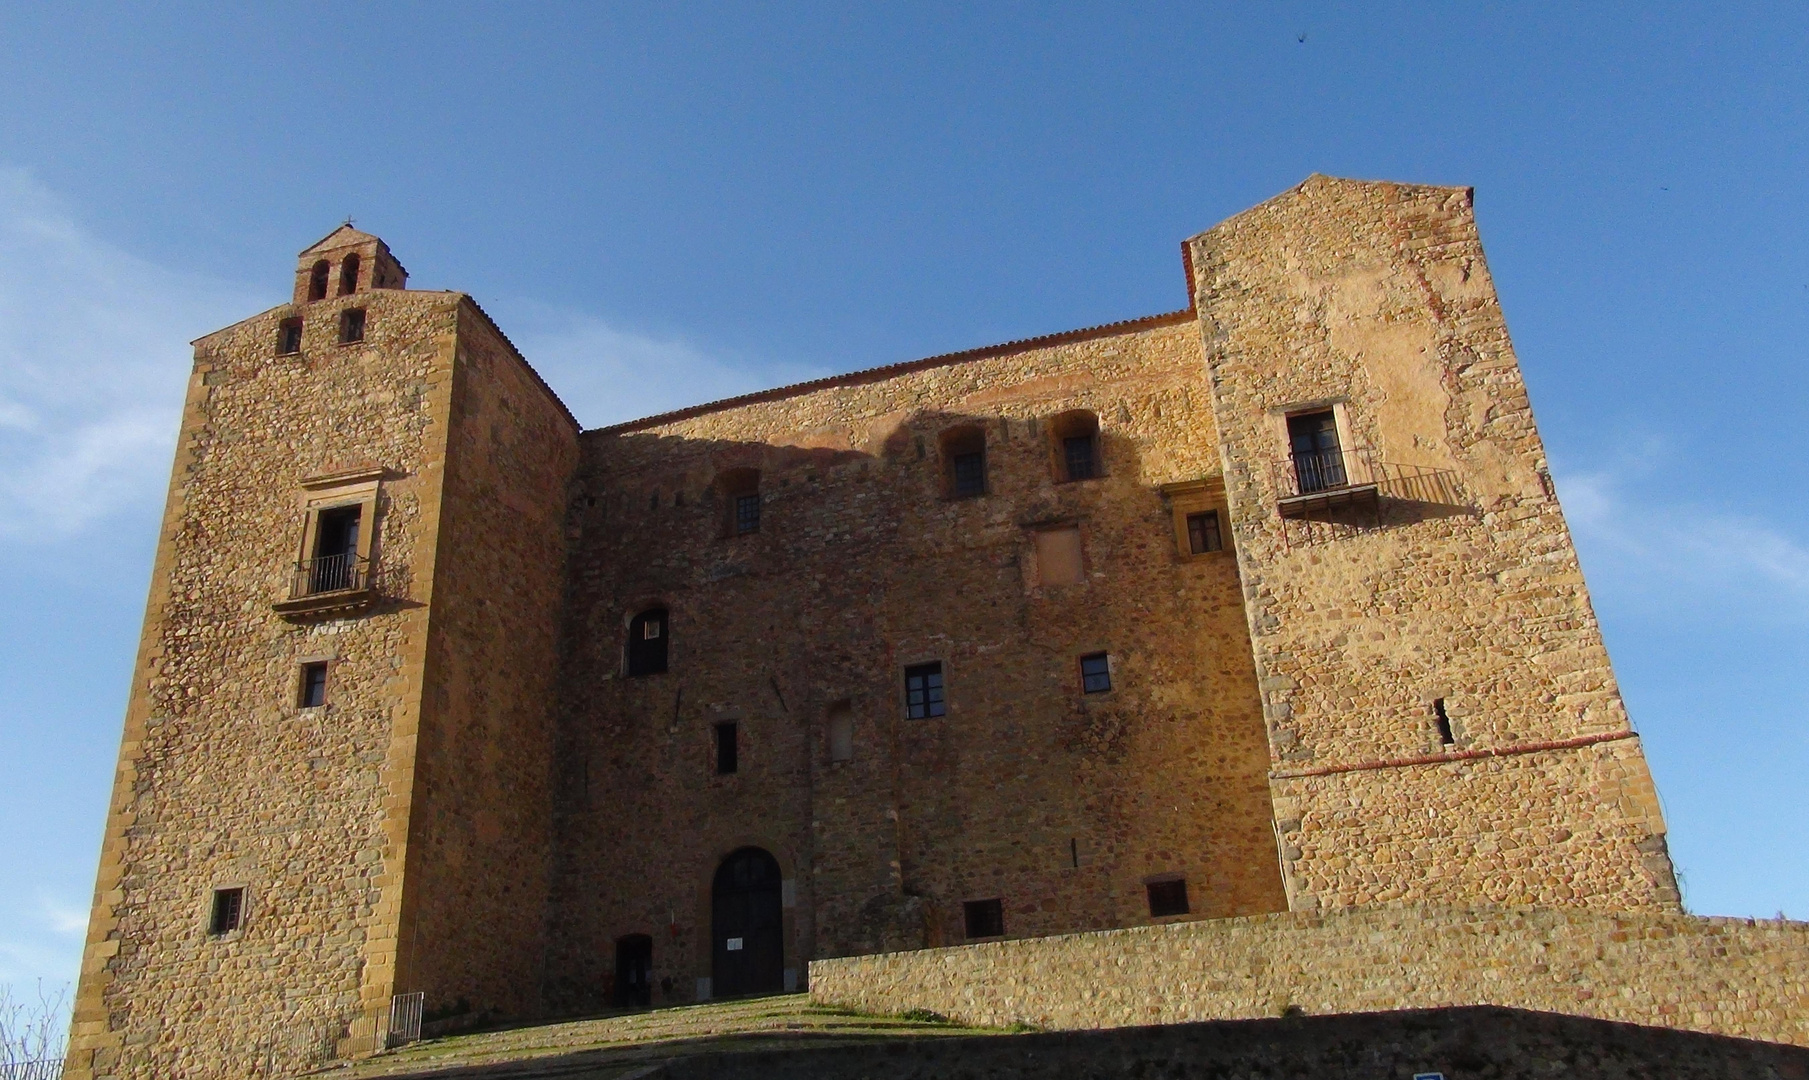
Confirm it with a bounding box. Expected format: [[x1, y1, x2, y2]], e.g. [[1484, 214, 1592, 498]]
[[0, 1060, 64, 1080], [291, 552, 369, 597]]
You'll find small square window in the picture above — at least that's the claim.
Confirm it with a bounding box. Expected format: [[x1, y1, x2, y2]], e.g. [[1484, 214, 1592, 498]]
[[904, 662, 945, 719], [338, 308, 366, 344], [209, 887, 245, 935], [1079, 653, 1112, 694], [963, 898, 1004, 939], [951, 451, 986, 498], [277, 318, 303, 355], [1147, 878, 1189, 918], [299, 662, 328, 708], [715, 722, 739, 775], [734, 493, 760, 535], [1186, 510, 1223, 554]]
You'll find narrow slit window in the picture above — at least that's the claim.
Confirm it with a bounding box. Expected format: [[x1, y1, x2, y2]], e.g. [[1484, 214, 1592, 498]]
[[1147, 879, 1189, 918], [299, 662, 328, 708], [338, 308, 366, 344], [209, 887, 245, 935], [963, 898, 1004, 939], [1434, 699, 1455, 745], [1079, 652, 1112, 694], [714, 722, 739, 775], [277, 318, 303, 355], [827, 703, 854, 763], [1186, 510, 1223, 554], [904, 662, 945, 719], [627, 609, 669, 676]]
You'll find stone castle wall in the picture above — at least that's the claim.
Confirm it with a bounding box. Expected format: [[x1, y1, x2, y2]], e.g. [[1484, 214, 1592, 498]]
[[1188, 176, 1678, 913], [396, 303, 580, 1021], [545, 315, 1288, 1012], [66, 285, 464, 1079], [810, 905, 1809, 1048]]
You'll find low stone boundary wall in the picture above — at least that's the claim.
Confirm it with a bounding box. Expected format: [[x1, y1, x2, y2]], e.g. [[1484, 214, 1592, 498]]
[[808, 905, 1809, 1047]]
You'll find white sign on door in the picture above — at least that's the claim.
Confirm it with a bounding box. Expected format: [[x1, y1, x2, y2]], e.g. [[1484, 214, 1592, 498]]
[[726, 937, 744, 951]]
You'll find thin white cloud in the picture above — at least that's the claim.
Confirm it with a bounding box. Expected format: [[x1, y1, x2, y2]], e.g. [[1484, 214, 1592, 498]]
[[0, 168, 257, 539], [1555, 455, 1809, 612], [498, 302, 826, 430]]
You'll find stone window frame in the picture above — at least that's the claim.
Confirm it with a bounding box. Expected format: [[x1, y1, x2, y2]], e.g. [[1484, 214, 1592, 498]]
[[203, 882, 250, 939], [1267, 398, 1367, 487], [337, 307, 368, 345], [293, 468, 383, 588], [294, 653, 335, 711], [1158, 479, 1232, 561], [1048, 409, 1105, 483], [275, 316, 303, 356], [900, 657, 951, 720]]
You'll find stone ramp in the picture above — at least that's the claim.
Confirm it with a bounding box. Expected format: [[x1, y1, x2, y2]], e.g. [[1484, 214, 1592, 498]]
[[313, 994, 999, 1078], [325, 1002, 1809, 1079]]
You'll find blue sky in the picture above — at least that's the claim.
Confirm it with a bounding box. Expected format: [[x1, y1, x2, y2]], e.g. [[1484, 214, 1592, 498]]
[[2, 2, 1805, 1004]]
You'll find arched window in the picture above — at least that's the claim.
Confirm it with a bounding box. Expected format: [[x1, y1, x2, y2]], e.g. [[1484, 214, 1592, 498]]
[[338, 253, 361, 296], [627, 608, 668, 676], [1051, 410, 1101, 482], [717, 468, 761, 536], [939, 425, 987, 498], [307, 260, 331, 301]]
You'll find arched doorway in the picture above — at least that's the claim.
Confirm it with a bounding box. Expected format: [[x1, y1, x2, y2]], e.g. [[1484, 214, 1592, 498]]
[[613, 934, 652, 1008], [711, 847, 784, 997]]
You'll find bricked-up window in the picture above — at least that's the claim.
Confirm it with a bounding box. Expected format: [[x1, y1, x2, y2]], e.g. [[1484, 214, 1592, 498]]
[[715, 722, 739, 775], [299, 662, 328, 708], [1079, 652, 1112, 694], [1051, 410, 1101, 482], [1032, 526, 1084, 586], [308, 259, 331, 301], [718, 468, 761, 537], [277, 317, 303, 355], [627, 608, 669, 676], [940, 425, 987, 499], [904, 662, 946, 719], [1147, 878, 1189, 918], [338, 253, 360, 296], [1186, 510, 1223, 554], [209, 887, 244, 935], [338, 308, 367, 344], [963, 898, 1004, 939]]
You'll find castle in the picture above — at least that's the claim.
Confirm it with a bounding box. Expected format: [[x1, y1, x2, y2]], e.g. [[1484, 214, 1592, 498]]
[[67, 175, 1690, 1077]]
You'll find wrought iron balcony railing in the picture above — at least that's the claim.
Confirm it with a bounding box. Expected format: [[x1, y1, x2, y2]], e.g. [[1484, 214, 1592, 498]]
[[1272, 448, 1461, 522], [292, 552, 369, 598]]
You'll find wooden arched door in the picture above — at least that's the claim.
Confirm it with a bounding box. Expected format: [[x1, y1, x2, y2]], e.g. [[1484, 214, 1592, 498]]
[[711, 847, 784, 997]]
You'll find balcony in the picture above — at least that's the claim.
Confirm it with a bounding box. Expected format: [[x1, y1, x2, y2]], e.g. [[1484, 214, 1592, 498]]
[[1272, 448, 1462, 524], [272, 552, 376, 619]]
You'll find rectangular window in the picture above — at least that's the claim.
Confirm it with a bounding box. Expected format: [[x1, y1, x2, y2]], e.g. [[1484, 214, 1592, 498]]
[[1186, 510, 1223, 554], [1079, 652, 1112, 694], [951, 451, 986, 497], [1063, 435, 1098, 481], [1287, 409, 1345, 493], [338, 308, 367, 344], [1147, 878, 1189, 918], [715, 722, 738, 775], [277, 318, 303, 355], [299, 662, 328, 708], [963, 898, 1004, 939], [209, 887, 245, 935], [734, 493, 760, 535], [904, 662, 946, 719]]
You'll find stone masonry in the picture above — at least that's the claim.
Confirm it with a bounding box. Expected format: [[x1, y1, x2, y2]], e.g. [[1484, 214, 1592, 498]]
[[68, 178, 1704, 1078]]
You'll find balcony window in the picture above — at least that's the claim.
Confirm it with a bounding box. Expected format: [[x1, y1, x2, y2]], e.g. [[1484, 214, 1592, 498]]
[[1287, 410, 1346, 493]]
